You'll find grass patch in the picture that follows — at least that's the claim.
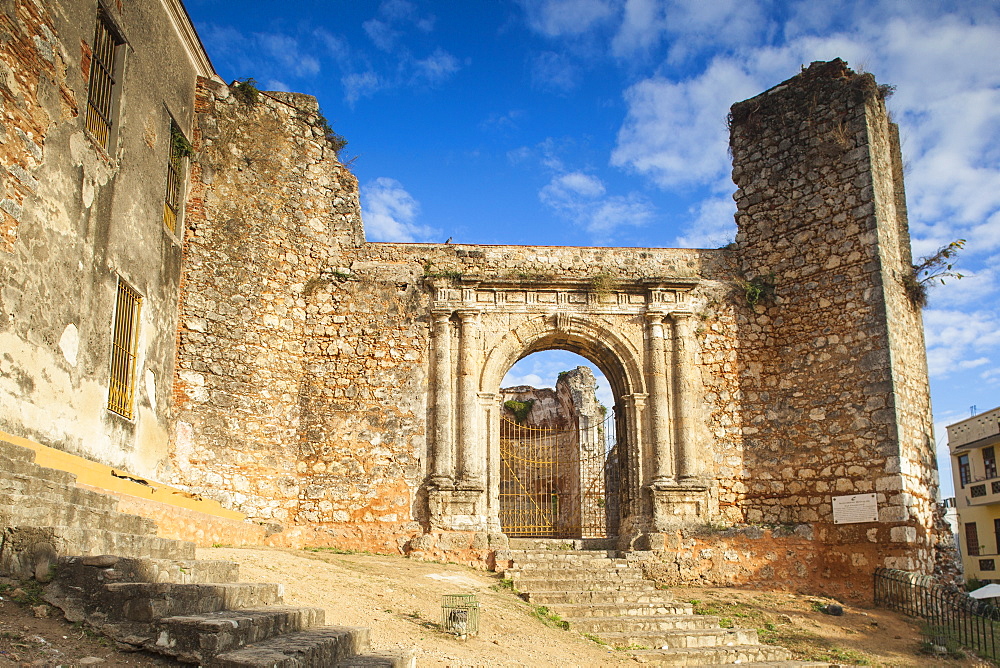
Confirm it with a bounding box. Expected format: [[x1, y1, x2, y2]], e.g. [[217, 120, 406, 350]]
[[582, 632, 608, 646], [0, 580, 46, 606], [302, 546, 371, 555], [531, 605, 569, 630]]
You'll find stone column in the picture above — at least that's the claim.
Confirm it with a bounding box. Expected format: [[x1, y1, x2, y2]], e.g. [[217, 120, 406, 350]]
[[457, 309, 483, 489], [670, 311, 697, 481], [645, 312, 674, 486], [430, 309, 454, 488]]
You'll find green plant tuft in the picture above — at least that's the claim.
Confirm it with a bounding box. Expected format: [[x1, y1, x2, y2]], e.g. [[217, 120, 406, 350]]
[[170, 123, 194, 159], [736, 273, 775, 308], [232, 77, 260, 106], [504, 399, 534, 424]]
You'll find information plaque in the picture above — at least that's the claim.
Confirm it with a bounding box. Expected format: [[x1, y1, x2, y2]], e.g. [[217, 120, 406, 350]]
[[832, 493, 878, 524]]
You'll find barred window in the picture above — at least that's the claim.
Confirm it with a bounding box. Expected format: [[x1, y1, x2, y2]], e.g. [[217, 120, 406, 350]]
[[972, 484, 987, 498], [108, 278, 142, 419], [985, 446, 997, 479], [163, 122, 191, 233], [981, 559, 996, 572], [85, 13, 124, 150]]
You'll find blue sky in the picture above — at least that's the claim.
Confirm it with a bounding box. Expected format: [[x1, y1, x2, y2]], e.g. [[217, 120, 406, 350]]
[[184, 0, 1000, 498]]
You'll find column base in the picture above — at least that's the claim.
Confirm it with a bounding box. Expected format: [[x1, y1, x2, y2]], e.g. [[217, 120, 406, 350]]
[[428, 487, 488, 532], [650, 480, 708, 530]]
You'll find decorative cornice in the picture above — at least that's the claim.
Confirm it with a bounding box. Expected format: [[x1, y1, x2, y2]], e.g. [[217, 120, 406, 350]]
[[162, 0, 216, 78]]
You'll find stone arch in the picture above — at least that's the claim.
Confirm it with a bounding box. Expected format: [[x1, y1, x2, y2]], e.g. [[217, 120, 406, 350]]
[[480, 313, 647, 539], [479, 312, 646, 401], [423, 277, 707, 539]]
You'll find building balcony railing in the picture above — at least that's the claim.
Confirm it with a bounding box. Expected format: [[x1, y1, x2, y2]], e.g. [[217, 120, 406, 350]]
[[960, 475, 1000, 507]]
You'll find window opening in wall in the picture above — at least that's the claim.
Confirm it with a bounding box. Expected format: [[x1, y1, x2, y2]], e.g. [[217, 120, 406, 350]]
[[994, 518, 1000, 554], [959, 454, 971, 487], [981, 559, 996, 572], [985, 446, 997, 479], [164, 121, 190, 233], [108, 278, 142, 419], [85, 12, 123, 150], [967, 522, 981, 557]]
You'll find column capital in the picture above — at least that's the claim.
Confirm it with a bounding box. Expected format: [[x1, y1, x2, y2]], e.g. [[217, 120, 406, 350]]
[[456, 308, 481, 322], [668, 310, 694, 322], [431, 308, 453, 321], [644, 310, 667, 325]]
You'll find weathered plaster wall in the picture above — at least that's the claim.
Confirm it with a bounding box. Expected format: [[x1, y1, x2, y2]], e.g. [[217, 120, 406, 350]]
[[0, 0, 209, 476]]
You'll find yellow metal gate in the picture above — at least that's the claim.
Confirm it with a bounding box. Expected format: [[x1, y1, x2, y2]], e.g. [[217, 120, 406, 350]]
[[499, 412, 619, 538]]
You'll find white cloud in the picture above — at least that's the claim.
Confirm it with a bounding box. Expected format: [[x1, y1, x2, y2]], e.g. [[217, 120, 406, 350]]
[[611, 58, 762, 187], [611, 0, 667, 57], [538, 171, 655, 240], [521, 0, 617, 37], [674, 195, 736, 249], [342, 71, 382, 104], [360, 177, 437, 242], [531, 51, 580, 92], [363, 18, 399, 52], [924, 308, 1000, 379], [413, 48, 461, 84]]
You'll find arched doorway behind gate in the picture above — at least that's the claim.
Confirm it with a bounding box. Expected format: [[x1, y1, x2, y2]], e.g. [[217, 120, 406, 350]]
[[497, 352, 621, 538]]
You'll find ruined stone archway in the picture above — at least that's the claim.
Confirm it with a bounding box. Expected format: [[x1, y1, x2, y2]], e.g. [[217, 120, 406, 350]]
[[423, 276, 711, 542]]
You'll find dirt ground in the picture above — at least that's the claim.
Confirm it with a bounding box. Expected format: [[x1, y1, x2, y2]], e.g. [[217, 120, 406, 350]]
[[0, 548, 994, 667]]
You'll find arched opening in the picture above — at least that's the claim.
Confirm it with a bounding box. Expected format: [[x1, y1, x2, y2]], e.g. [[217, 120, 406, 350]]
[[497, 350, 622, 539]]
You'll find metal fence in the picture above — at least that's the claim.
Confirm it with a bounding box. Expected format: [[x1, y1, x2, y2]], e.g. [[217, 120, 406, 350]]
[[874, 567, 1000, 662]]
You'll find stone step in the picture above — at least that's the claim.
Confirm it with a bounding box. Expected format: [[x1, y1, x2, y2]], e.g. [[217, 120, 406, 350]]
[[629, 644, 795, 666], [547, 601, 695, 617], [598, 627, 760, 649], [0, 460, 85, 492], [211, 625, 369, 667], [100, 582, 283, 622], [0, 474, 121, 512], [142, 606, 326, 663], [505, 559, 631, 571], [508, 537, 617, 550], [78, 556, 241, 584], [523, 589, 677, 605], [509, 548, 618, 559], [517, 579, 656, 593], [566, 614, 721, 633], [45, 526, 195, 560], [507, 569, 648, 582], [0, 495, 158, 535], [0, 439, 36, 463], [336, 652, 417, 668]]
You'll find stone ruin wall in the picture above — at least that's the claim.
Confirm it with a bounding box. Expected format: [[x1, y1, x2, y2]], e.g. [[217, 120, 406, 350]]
[[703, 60, 939, 591], [170, 64, 941, 597]]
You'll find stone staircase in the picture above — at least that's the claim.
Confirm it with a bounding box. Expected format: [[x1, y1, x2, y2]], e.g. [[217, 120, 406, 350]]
[[503, 538, 828, 667], [0, 437, 413, 667]]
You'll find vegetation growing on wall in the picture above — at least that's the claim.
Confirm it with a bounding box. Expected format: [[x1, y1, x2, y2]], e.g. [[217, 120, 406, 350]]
[[231, 77, 260, 106], [903, 239, 965, 308], [735, 274, 776, 308], [504, 399, 535, 424]]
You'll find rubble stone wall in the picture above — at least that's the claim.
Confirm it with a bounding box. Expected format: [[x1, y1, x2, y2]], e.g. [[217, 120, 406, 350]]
[[722, 59, 939, 592]]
